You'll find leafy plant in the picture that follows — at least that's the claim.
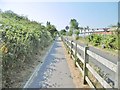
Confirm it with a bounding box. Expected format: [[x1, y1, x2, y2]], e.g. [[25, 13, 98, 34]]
[[0, 10, 56, 88]]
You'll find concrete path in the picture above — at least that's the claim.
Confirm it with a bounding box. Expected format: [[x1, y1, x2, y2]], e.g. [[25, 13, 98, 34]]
[[24, 37, 75, 88]]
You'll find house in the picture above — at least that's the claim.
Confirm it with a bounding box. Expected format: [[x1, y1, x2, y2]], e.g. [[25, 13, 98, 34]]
[[94, 27, 118, 35]]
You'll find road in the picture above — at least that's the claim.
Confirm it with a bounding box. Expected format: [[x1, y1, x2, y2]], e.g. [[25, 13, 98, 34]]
[[24, 37, 75, 88]]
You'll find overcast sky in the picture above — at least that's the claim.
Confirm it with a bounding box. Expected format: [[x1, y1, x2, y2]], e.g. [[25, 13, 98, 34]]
[[0, 0, 118, 30]]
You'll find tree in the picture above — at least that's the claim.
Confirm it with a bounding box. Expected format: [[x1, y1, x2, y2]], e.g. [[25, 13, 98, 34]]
[[75, 29, 80, 36], [46, 21, 58, 38], [46, 21, 50, 26], [69, 19, 79, 36], [118, 22, 120, 27], [74, 29, 80, 40], [68, 29, 73, 36], [70, 19, 79, 29], [60, 29, 66, 35]]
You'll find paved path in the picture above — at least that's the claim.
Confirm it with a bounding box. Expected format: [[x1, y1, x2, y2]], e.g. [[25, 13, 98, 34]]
[[24, 37, 75, 88]]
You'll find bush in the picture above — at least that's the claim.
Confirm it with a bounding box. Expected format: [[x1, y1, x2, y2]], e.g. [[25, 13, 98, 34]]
[[0, 10, 53, 88], [86, 34, 118, 50], [87, 34, 102, 46], [75, 36, 79, 40], [68, 29, 73, 36]]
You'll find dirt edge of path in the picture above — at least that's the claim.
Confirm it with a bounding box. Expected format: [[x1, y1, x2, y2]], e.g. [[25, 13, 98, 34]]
[[61, 41, 90, 88], [22, 43, 54, 88]]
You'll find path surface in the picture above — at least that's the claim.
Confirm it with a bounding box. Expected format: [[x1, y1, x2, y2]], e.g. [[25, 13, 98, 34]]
[[24, 37, 75, 88]]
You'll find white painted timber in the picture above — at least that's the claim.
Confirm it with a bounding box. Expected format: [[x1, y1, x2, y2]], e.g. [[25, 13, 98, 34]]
[[76, 62, 84, 76], [77, 44, 84, 51], [85, 76, 96, 89], [71, 48, 75, 55], [76, 53, 84, 63], [86, 64, 112, 88], [72, 41, 76, 46], [87, 50, 117, 72]]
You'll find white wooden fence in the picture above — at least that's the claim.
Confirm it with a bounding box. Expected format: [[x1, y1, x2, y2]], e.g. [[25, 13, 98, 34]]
[[61, 37, 119, 89]]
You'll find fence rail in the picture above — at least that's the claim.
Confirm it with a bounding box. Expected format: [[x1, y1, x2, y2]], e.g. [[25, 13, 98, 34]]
[[61, 37, 119, 89]]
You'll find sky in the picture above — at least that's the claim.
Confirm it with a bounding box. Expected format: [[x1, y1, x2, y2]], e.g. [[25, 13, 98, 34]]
[[0, 0, 118, 30]]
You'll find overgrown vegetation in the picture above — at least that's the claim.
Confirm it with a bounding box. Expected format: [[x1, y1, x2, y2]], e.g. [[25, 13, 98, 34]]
[[59, 29, 66, 36], [86, 33, 119, 50], [61, 18, 119, 52], [0, 10, 57, 88]]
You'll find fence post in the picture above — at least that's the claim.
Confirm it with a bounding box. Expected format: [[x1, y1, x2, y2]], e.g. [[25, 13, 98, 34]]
[[74, 42, 77, 67], [83, 46, 89, 84], [66, 39, 69, 54], [70, 40, 73, 57], [115, 58, 120, 89]]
